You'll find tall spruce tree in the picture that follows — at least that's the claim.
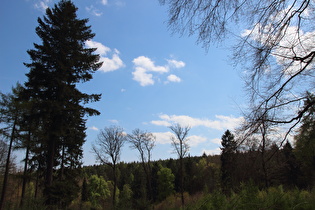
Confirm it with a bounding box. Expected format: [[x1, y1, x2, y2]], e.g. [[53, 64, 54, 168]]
[[220, 130, 237, 193], [22, 0, 101, 205]]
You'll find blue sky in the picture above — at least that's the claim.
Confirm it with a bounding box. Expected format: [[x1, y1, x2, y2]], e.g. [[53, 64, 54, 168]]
[[0, 0, 245, 166]]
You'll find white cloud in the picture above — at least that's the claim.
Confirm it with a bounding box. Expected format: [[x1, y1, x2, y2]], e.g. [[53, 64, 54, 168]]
[[151, 120, 172, 127], [167, 59, 186, 68], [167, 74, 181, 83], [101, 0, 108, 5], [121, 89, 126, 92], [132, 56, 185, 86], [86, 5, 103, 17], [89, 126, 99, 131], [85, 40, 125, 72], [132, 67, 154, 86], [108, 119, 119, 124], [211, 138, 221, 145], [153, 132, 206, 147], [189, 135, 207, 147], [34, 0, 51, 11], [152, 132, 174, 144], [151, 114, 244, 130], [86, 40, 110, 55], [100, 53, 125, 72], [133, 56, 168, 73], [242, 6, 315, 76]]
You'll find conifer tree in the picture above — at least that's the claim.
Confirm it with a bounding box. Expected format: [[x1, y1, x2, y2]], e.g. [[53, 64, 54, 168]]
[[22, 0, 101, 205], [220, 130, 237, 193]]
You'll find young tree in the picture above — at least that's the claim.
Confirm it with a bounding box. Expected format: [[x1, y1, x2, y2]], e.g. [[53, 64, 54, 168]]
[[160, 0, 315, 143], [118, 184, 133, 209], [22, 0, 101, 205], [169, 123, 190, 206], [127, 129, 155, 201], [88, 175, 110, 209], [157, 166, 175, 201], [220, 130, 237, 193], [92, 126, 126, 208]]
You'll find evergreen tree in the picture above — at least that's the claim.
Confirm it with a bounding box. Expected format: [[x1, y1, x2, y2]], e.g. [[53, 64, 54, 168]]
[[22, 0, 101, 205], [220, 130, 237, 193], [294, 93, 315, 189], [281, 141, 300, 188]]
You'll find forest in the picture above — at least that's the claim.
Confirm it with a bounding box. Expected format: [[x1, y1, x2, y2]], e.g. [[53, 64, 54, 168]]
[[1, 0, 315, 209]]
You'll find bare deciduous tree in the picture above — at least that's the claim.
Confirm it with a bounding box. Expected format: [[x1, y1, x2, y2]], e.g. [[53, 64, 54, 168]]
[[128, 129, 155, 201], [161, 0, 315, 144], [169, 123, 190, 206], [92, 126, 126, 208]]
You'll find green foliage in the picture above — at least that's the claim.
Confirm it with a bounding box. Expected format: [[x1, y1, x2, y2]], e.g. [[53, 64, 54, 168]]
[[157, 166, 175, 201], [220, 130, 237, 193], [187, 185, 315, 210], [118, 184, 133, 209], [88, 175, 110, 209], [294, 93, 315, 189]]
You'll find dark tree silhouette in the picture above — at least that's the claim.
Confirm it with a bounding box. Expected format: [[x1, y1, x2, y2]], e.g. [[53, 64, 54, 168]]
[[220, 130, 237, 193], [169, 123, 190, 206], [22, 0, 101, 205]]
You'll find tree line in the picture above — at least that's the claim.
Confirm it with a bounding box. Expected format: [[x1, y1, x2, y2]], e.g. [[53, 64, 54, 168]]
[[1, 121, 314, 209]]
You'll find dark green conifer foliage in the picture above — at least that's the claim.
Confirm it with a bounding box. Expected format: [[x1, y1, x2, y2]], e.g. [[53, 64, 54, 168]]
[[220, 130, 237, 193], [294, 93, 315, 189], [22, 0, 101, 205]]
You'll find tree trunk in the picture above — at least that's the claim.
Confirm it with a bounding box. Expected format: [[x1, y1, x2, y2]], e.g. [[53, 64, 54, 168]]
[[0, 119, 16, 210], [180, 156, 184, 207], [60, 143, 65, 180], [45, 135, 56, 205], [20, 131, 31, 207], [113, 163, 117, 209], [260, 126, 269, 188]]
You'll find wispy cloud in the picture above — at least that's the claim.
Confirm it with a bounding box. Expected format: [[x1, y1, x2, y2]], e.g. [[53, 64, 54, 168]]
[[101, 0, 108, 5], [85, 40, 125, 72], [211, 138, 222, 145], [167, 59, 185, 68], [108, 119, 119, 124], [152, 132, 174, 144], [86, 5, 103, 17], [242, 5, 315, 76], [151, 114, 244, 130], [34, 0, 51, 12], [189, 135, 207, 147], [152, 132, 207, 147], [132, 56, 185, 86], [89, 126, 99, 131]]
